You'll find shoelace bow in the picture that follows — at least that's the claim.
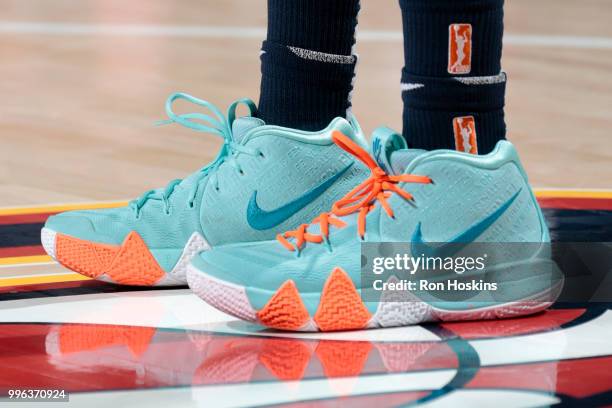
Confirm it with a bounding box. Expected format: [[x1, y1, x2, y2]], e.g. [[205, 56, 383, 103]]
[[277, 131, 432, 253], [129, 93, 260, 217]]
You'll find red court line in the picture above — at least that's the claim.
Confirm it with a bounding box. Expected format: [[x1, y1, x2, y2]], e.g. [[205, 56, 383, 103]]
[[469, 355, 612, 399], [0, 213, 56, 225], [0, 279, 109, 295], [441, 309, 585, 339], [538, 197, 612, 211], [0, 246, 45, 258]]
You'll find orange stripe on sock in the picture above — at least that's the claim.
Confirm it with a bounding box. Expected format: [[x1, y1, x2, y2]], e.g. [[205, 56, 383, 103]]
[[314, 267, 371, 332], [257, 280, 310, 330]]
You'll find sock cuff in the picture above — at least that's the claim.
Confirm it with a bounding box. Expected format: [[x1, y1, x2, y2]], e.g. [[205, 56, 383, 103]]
[[401, 71, 506, 112], [267, 0, 360, 55], [400, 0, 504, 77], [261, 41, 357, 87]]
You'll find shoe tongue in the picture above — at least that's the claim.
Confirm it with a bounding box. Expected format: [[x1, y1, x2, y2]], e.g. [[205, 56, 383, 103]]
[[232, 116, 265, 143], [371, 127, 408, 173], [371, 126, 426, 174]]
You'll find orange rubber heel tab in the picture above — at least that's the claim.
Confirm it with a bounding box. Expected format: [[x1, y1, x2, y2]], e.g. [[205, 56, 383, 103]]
[[56, 231, 166, 285], [314, 267, 371, 331], [56, 233, 120, 278], [257, 280, 310, 330]]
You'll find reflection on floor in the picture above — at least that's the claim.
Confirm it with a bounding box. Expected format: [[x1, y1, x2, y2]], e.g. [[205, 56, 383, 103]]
[[0, 192, 611, 407]]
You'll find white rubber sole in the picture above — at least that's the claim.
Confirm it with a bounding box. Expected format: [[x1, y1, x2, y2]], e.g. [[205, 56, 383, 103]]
[[41, 227, 210, 287], [186, 264, 563, 332]]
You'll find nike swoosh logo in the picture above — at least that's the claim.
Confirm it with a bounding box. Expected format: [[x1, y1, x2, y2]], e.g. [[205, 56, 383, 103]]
[[411, 189, 522, 258], [247, 162, 354, 231]]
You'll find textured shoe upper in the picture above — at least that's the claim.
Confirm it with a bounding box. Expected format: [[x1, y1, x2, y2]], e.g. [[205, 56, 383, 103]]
[[45, 93, 369, 272], [194, 128, 550, 310], [199, 118, 365, 245]]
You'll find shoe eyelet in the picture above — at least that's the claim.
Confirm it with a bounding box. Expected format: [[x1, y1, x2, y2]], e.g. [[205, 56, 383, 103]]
[[258, 151, 265, 159], [238, 169, 245, 176]]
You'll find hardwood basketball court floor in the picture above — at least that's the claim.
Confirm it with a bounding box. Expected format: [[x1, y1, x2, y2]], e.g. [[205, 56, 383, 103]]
[[1, 1, 611, 406]]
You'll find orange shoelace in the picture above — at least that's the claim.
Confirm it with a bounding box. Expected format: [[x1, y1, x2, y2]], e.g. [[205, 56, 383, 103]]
[[277, 131, 432, 252]]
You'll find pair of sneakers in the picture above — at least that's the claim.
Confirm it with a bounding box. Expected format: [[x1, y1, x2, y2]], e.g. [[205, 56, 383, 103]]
[[42, 93, 560, 332]]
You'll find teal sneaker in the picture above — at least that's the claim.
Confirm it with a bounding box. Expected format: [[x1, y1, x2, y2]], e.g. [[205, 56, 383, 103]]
[[187, 128, 562, 331], [41, 93, 369, 286]]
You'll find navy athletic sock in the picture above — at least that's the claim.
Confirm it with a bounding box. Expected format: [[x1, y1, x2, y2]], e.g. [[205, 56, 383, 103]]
[[400, 0, 506, 154], [258, 0, 360, 131]]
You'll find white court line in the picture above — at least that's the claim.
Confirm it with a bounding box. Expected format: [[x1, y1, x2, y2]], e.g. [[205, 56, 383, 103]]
[[0, 271, 74, 280], [0, 198, 130, 212], [0, 261, 56, 269], [0, 22, 611, 50]]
